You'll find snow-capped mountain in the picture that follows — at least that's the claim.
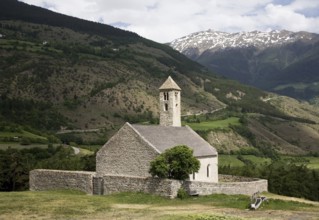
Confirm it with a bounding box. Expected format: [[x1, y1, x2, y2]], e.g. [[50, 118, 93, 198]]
[[170, 30, 319, 101], [170, 30, 318, 58]]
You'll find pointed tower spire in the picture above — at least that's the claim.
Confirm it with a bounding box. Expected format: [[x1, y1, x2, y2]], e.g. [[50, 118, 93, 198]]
[[159, 76, 181, 91], [159, 76, 181, 127]]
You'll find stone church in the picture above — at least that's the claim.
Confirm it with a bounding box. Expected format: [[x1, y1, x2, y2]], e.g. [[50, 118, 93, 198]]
[[30, 77, 267, 198], [96, 76, 218, 182]]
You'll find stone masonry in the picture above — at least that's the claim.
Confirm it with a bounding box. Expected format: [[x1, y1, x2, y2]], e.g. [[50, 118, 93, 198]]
[[100, 175, 182, 199], [96, 123, 159, 177], [29, 169, 96, 194], [159, 76, 181, 127], [30, 170, 267, 198], [184, 176, 268, 196]]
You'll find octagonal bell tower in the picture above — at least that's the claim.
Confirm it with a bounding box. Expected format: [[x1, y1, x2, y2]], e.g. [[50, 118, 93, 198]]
[[159, 76, 181, 127]]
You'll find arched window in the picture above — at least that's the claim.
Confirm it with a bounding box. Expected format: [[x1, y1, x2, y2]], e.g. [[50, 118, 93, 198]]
[[207, 164, 210, 177], [164, 103, 168, 111]]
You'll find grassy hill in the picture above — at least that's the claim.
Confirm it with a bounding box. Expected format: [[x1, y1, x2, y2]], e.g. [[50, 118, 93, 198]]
[[0, 190, 318, 220], [0, 0, 318, 155]]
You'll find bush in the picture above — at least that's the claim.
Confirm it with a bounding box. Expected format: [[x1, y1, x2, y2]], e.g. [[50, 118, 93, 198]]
[[177, 187, 189, 199], [149, 145, 200, 180], [20, 137, 31, 145]]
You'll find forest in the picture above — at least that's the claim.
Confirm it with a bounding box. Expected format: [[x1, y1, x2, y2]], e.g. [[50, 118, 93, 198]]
[[220, 158, 319, 202], [0, 146, 95, 191]]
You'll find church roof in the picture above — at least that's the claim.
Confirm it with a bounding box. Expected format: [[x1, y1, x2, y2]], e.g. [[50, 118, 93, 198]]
[[131, 124, 217, 157], [159, 76, 181, 91]]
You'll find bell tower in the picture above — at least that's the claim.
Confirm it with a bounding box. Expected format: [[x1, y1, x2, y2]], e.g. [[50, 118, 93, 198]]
[[159, 76, 181, 127]]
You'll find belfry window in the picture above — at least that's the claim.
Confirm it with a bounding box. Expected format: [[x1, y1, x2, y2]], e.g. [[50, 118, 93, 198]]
[[164, 92, 169, 101]]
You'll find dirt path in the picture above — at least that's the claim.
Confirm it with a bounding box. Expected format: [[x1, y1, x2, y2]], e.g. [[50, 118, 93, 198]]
[[266, 193, 319, 206]]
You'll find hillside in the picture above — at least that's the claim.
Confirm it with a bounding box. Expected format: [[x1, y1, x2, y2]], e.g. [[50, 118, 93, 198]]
[[0, 0, 319, 154], [170, 30, 319, 102]]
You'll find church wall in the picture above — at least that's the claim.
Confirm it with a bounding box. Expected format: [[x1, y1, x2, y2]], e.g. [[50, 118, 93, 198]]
[[190, 156, 218, 182], [96, 123, 159, 177], [29, 169, 95, 194]]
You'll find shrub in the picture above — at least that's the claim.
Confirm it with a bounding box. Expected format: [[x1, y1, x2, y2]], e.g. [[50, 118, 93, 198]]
[[149, 145, 200, 180], [177, 187, 189, 199]]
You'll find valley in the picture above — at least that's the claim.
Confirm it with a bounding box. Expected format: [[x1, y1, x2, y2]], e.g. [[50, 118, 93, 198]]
[[0, 0, 319, 207]]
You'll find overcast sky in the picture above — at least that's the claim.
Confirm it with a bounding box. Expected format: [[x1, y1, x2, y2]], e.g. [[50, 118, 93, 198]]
[[19, 0, 319, 43]]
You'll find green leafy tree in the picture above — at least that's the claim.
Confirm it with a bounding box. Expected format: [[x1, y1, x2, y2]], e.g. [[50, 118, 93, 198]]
[[149, 145, 200, 180]]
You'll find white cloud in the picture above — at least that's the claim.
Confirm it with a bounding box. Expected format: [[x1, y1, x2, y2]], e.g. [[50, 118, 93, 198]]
[[19, 0, 319, 43]]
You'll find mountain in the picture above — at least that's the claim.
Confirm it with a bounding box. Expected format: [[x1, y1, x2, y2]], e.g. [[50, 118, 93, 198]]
[[0, 0, 319, 154], [0, 0, 223, 137], [170, 30, 319, 101]]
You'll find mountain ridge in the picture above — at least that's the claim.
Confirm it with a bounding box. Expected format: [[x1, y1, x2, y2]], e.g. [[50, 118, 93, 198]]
[[171, 29, 319, 58], [170, 29, 319, 101]]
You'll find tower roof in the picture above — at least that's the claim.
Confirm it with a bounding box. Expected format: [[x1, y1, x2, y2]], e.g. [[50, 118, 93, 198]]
[[159, 76, 181, 91]]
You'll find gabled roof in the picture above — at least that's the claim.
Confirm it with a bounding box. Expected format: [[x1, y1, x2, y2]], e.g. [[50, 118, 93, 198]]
[[159, 76, 181, 91], [131, 124, 217, 157]]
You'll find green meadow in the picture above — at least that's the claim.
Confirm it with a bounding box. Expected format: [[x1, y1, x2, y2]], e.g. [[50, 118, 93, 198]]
[[185, 117, 240, 131]]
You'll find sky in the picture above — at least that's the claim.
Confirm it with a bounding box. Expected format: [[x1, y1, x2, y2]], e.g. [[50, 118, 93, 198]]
[[19, 0, 319, 43]]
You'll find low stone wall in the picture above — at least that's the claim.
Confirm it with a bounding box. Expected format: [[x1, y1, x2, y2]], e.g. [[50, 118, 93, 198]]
[[100, 175, 182, 198], [29, 169, 96, 194], [184, 176, 268, 196], [218, 174, 261, 182], [29, 170, 267, 198]]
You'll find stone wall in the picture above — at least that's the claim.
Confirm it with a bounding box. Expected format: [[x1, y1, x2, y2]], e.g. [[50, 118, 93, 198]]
[[95, 175, 267, 198], [96, 123, 159, 177], [100, 175, 182, 198], [184, 176, 268, 196], [218, 174, 261, 182], [29, 169, 96, 194], [29, 171, 267, 198]]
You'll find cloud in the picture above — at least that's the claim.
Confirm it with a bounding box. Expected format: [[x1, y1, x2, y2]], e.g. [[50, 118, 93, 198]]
[[19, 0, 319, 43]]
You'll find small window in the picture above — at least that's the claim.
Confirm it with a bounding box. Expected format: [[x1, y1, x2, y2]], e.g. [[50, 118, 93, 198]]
[[164, 103, 168, 111], [193, 172, 195, 180], [164, 92, 169, 101], [207, 164, 210, 177]]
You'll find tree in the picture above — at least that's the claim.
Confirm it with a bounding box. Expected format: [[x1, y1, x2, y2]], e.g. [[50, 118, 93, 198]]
[[149, 145, 200, 180]]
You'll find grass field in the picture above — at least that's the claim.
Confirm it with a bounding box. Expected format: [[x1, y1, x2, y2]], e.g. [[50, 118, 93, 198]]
[[185, 117, 240, 131], [307, 157, 319, 169], [282, 156, 319, 170], [219, 155, 271, 167], [0, 130, 47, 140], [219, 155, 319, 170], [0, 190, 317, 220], [0, 143, 50, 150]]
